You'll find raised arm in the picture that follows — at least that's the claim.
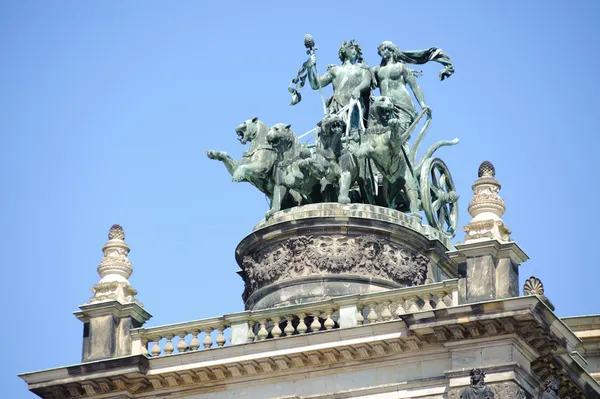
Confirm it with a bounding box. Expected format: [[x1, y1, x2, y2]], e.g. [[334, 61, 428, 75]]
[[306, 54, 333, 90]]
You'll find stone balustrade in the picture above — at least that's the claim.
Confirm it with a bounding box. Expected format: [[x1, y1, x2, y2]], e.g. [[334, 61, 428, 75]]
[[130, 280, 458, 357]]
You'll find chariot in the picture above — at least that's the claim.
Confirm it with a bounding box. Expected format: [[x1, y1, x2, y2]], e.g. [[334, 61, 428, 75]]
[[403, 108, 460, 238], [322, 101, 460, 238]]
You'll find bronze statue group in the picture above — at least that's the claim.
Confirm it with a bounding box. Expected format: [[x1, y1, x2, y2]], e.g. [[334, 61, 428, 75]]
[[207, 39, 460, 237]]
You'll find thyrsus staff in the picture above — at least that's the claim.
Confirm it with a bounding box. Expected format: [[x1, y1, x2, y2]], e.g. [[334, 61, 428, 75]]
[[288, 34, 326, 114]]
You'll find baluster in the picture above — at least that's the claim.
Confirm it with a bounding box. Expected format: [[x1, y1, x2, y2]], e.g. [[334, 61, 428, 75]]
[[164, 335, 174, 355], [177, 333, 188, 353], [141, 338, 149, 356], [435, 292, 447, 309], [421, 294, 433, 311], [284, 315, 295, 336], [310, 311, 322, 332], [406, 296, 420, 313], [190, 330, 200, 351], [216, 326, 226, 347], [444, 292, 454, 307], [367, 303, 379, 324], [247, 321, 256, 342], [380, 301, 392, 321], [151, 336, 162, 357], [257, 319, 269, 340], [271, 317, 282, 338], [296, 313, 308, 334], [324, 309, 335, 330], [395, 300, 406, 316], [202, 328, 213, 348], [356, 305, 364, 326]]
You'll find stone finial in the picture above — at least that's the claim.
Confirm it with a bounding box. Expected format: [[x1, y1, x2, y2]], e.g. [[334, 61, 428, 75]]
[[462, 161, 511, 243], [89, 224, 140, 305], [478, 161, 495, 178], [108, 224, 125, 240]]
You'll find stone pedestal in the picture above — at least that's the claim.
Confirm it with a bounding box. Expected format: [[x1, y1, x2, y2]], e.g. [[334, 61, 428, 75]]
[[75, 301, 151, 362], [448, 162, 529, 304], [449, 240, 528, 303], [236, 203, 457, 310]]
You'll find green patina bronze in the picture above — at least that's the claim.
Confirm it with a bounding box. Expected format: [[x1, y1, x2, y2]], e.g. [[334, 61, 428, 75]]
[[207, 37, 460, 238]]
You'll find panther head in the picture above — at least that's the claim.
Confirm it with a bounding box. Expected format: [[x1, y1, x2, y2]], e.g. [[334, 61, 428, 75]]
[[318, 113, 346, 138], [235, 117, 259, 145], [369, 96, 396, 127], [266, 123, 294, 150]]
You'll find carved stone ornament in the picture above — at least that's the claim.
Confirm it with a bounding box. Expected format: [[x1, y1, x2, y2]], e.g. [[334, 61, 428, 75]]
[[108, 224, 125, 240], [523, 276, 555, 310], [241, 234, 429, 295], [478, 161, 496, 178], [523, 276, 544, 296], [490, 383, 527, 399], [89, 225, 141, 306], [448, 382, 528, 399], [463, 161, 511, 243]]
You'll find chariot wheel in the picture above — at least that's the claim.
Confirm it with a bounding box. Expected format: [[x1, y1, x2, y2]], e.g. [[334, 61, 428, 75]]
[[419, 158, 459, 237]]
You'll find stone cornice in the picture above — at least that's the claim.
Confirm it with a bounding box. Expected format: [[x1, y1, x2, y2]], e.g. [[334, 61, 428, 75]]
[[448, 239, 529, 265], [22, 295, 598, 399], [74, 301, 151, 325], [404, 296, 580, 353]]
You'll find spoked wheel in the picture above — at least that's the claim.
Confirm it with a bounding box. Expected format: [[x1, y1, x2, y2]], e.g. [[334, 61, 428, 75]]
[[420, 158, 459, 237]]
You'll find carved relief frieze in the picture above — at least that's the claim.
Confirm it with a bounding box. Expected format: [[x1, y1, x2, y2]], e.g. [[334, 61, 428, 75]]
[[241, 234, 429, 295], [490, 382, 529, 398], [446, 380, 529, 399]]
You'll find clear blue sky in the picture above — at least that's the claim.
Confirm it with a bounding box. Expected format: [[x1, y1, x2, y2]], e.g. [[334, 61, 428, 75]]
[[2, 1, 599, 397]]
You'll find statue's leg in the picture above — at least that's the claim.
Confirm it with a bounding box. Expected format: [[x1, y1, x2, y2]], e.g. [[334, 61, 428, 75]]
[[220, 156, 238, 176], [236, 156, 273, 179], [206, 151, 238, 176], [404, 175, 421, 220], [265, 185, 287, 219], [358, 158, 376, 205], [289, 189, 303, 205], [320, 177, 329, 194], [338, 170, 352, 204], [291, 164, 304, 180], [381, 178, 393, 208], [233, 152, 276, 189]]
